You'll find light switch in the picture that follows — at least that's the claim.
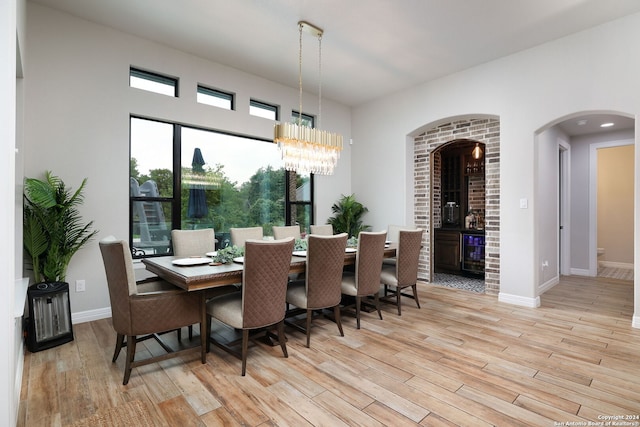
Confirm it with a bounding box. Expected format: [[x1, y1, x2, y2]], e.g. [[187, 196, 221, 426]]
[[519, 198, 528, 209]]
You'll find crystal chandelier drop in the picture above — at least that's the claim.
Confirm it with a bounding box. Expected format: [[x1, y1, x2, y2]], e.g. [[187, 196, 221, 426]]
[[274, 21, 343, 175]]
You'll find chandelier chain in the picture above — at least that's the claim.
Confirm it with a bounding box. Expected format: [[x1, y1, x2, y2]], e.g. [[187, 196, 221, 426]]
[[298, 22, 303, 126], [318, 32, 322, 129], [273, 20, 343, 175]]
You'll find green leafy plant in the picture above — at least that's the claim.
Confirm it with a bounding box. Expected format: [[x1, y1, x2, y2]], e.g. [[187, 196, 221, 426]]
[[23, 171, 99, 283], [211, 245, 244, 264], [327, 194, 371, 238], [294, 238, 307, 251]]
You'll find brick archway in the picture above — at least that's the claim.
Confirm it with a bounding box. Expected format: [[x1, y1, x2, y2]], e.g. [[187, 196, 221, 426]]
[[413, 118, 500, 294]]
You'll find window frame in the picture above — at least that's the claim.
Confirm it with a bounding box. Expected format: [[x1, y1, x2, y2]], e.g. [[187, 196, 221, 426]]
[[197, 85, 235, 110], [249, 99, 279, 120], [129, 67, 179, 97], [129, 115, 311, 257]]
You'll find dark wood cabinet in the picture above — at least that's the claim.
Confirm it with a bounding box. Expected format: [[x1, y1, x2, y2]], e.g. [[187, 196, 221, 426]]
[[434, 229, 461, 273]]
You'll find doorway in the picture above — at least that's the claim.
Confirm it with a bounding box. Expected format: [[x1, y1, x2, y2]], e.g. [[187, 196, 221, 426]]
[[539, 112, 635, 289]]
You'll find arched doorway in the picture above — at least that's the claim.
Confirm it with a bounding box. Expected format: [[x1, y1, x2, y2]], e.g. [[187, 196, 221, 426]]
[[412, 116, 501, 295], [535, 111, 635, 297]]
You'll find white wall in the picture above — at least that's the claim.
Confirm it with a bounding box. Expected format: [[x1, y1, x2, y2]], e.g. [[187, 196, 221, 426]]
[[3, 0, 26, 424], [23, 3, 352, 318], [536, 126, 562, 291], [352, 11, 640, 315]]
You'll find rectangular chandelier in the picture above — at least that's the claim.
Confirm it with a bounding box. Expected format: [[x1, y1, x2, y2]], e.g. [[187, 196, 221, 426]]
[[274, 20, 343, 175]]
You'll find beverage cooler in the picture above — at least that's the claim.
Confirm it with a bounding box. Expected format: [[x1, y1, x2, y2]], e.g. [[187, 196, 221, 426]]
[[462, 233, 485, 275]]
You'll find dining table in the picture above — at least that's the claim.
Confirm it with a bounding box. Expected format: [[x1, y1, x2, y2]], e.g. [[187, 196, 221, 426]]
[[142, 244, 397, 357]]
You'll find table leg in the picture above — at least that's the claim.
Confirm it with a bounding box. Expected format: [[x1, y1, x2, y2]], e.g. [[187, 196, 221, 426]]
[[201, 292, 207, 363]]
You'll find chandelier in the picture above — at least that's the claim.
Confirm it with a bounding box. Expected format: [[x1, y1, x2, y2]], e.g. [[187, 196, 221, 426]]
[[274, 21, 343, 175]]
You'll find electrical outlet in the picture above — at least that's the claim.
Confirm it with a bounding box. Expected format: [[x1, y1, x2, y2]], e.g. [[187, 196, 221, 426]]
[[519, 198, 528, 209], [75, 279, 86, 292]]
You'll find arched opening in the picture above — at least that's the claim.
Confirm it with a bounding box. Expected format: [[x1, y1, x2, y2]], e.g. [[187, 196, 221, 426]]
[[534, 111, 635, 302], [411, 116, 500, 295]]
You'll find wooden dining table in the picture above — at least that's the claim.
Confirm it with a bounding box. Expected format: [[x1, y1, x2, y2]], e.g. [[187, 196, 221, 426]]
[[142, 245, 397, 357]]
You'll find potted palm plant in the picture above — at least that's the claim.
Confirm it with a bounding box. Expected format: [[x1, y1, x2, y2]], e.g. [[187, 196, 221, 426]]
[[327, 194, 371, 238], [23, 171, 98, 284]]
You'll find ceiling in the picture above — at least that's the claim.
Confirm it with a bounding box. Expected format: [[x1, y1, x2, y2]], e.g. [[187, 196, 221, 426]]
[[30, 0, 640, 108]]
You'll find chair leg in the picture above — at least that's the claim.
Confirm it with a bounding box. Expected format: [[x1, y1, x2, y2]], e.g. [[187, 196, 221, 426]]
[[206, 315, 212, 353], [112, 333, 125, 363], [305, 310, 312, 348], [241, 329, 249, 376], [277, 320, 288, 358], [412, 284, 421, 308], [333, 305, 344, 337], [355, 297, 361, 329], [374, 293, 383, 320], [123, 335, 137, 385], [397, 286, 402, 316], [177, 327, 182, 341], [189, 325, 193, 340]]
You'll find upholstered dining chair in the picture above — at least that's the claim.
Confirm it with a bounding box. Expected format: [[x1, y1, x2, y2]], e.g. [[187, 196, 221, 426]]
[[340, 230, 387, 329], [386, 224, 417, 244], [171, 228, 216, 256], [272, 225, 301, 240], [285, 233, 348, 347], [99, 236, 205, 385], [230, 226, 263, 247], [380, 228, 424, 315], [206, 237, 295, 376], [310, 224, 333, 236], [171, 228, 237, 339], [383, 224, 417, 266]]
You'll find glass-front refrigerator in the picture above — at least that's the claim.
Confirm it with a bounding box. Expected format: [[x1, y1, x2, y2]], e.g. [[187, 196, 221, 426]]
[[462, 233, 485, 276]]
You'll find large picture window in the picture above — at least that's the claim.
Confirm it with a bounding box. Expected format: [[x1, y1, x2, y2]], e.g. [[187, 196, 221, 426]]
[[130, 116, 313, 257]]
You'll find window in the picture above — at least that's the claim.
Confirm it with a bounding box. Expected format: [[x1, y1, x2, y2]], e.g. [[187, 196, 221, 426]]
[[291, 110, 315, 128], [197, 85, 234, 110], [249, 99, 278, 120], [130, 67, 178, 97], [286, 111, 315, 233], [130, 116, 307, 257]]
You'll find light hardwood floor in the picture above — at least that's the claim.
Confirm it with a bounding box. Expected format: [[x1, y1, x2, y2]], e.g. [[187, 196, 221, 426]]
[[18, 275, 640, 426]]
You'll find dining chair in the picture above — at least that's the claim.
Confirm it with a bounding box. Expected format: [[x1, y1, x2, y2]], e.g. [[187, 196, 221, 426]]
[[380, 228, 424, 315], [310, 224, 333, 236], [285, 233, 348, 347], [206, 237, 295, 376], [340, 230, 387, 329], [230, 226, 263, 247], [272, 225, 301, 240], [99, 236, 205, 385], [387, 224, 417, 244], [383, 224, 417, 266], [171, 228, 216, 256], [171, 228, 236, 339]]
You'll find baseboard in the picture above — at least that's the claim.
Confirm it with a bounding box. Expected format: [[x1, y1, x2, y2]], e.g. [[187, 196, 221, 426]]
[[498, 292, 540, 308], [538, 276, 559, 295], [632, 314, 640, 329], [14, 329, 24, 425], [71, 307, 112, 324], [570, 268, 592, 276], [598, 261, 634, 269]]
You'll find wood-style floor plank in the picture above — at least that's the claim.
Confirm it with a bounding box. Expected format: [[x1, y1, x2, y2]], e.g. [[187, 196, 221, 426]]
[[18, 275, 640, 426]]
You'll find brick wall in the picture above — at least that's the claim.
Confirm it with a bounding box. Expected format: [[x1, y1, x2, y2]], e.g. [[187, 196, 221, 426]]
[[414, 118, 500, 294]]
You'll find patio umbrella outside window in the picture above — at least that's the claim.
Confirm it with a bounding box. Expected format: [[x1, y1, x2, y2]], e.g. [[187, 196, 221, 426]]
[[187, 148, 208, 220]]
